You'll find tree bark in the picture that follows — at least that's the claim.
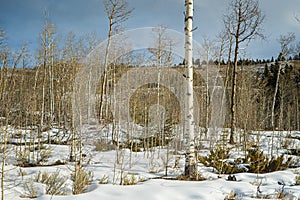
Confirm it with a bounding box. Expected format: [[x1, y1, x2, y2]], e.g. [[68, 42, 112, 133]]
[[224, 0, 265, 144], [229, 35, 239, 144], [184, 0, 197, 178]]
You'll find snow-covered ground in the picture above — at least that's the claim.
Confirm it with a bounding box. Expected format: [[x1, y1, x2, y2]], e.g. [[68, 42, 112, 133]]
[[1, 126, 300, 200]]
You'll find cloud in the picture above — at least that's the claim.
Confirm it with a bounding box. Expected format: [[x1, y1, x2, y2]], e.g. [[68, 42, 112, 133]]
[[0, 0, 299, 60]]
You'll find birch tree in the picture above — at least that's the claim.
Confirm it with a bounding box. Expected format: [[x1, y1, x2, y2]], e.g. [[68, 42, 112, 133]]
[[271, 33, 295, 130], [0, 29, 8, 106], [0, 29, 7, 200], [0, 34, 26, 199], [184, 0, 197, 178], [202, 36, 217, 139], [38, 10, 57, 128], [270, 33, 295, 156], [223, 0, 265, 144], [99, 0, 132, 121], [217, 30, 233, 134], [148, 26, 174, 147]]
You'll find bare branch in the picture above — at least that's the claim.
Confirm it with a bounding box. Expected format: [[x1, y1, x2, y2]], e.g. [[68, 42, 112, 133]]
[[0, 29, 9, 69], [224, 0, 265, 43], [223, 0, 265, 144], [278, 32, 296, 59], [104, 0, 133, 33], [12, 45, 27, 69]]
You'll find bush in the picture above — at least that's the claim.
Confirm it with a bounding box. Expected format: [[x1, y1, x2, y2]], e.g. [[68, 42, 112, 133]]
[[93, 138, 115, 151], [72, 165, 93, 194], [21, 180, 37, 198], [16, 149, 31, 167], [245, 149, 292, 173], [34, 170, 67, 195], [18, 168, 27, 180], [175, 174, 206, 181], [120, 173, 147, 185], [113, 135, 174, 151], [199, 148, 292, 174], [98, 175, 109, 184], [15, 146, 53, 167], [120, 173, 137, 185], [295, 175, 300, 185], [37, 147, 53, 164], [198, 147, 243, 174]]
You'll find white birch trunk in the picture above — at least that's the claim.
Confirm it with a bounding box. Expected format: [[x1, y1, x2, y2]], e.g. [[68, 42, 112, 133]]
[[184, 0, 196, 178], [270, 64, 281, 156]]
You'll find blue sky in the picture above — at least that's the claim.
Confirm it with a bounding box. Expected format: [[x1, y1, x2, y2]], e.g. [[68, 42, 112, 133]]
[[0, 0, 299, 60]]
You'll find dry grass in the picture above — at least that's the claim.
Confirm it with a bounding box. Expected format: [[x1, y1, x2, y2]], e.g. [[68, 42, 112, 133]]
[[72, 165, 93, 195]]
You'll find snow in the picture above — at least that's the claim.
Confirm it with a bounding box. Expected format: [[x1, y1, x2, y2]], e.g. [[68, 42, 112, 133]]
[[8, 166, 300, 200], [1, 127, 300, 200]]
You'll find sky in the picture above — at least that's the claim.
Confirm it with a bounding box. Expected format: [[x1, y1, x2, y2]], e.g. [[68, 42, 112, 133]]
[[0, 0, 300, 62]]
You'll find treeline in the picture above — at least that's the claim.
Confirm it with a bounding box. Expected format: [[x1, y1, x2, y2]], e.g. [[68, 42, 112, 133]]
[[1, 23, 300, 134], [0, 23, 97, 131], [196, 54, 300, 67]]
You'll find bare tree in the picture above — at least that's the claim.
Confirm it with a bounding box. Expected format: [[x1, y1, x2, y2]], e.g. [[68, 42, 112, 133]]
[[270, 33, 295, 156], [147, 26, 174, 149], [38, 21, 57, 160], [223, 0, 265, 144], [202, 36, 217, 139], [184, 0, 197, 178], [99, 0, 133, 121], [148, 26, 174, 66], [0, 29, 8, 101], [216, 31, 230, 67], [277, 32, 295, 60], [0, 30, 7, 200], [0, 33, 26, 199], [216, 30, 233, 137]]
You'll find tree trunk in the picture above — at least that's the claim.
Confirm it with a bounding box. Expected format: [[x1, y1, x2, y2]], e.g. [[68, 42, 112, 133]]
[[229, 41, 238, 144], [99, 18, 113, 122], [270, 64, 281, 156], [184, 0, 197, 178], [229, 16, 241, 144]]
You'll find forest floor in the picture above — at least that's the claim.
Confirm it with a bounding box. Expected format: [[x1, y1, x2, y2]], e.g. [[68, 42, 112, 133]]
[[1, 126, 300, 200]]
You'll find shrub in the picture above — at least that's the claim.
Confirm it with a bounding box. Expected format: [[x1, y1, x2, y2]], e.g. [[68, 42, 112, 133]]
[[199, 148, 292, 174], [21, 180, 37, 198], [120, 173, 137, 185], [72, 165, 93, 194], [120, 173, 147, 185], [93, 138, 115, 151], [37, 147, 53, 164], [16, 149, 31, 167], [98, 175, 109, 184], [175, 174, 206, 181], [34, 170, 67, 196], [16, 146, 53, 166], [295, 174, 300, 185], [113, 134, 174, 151], [198, 147, 242, 174], [18, 168, 27, 180], [245, 149, 292, 173], [245, 149, 268, 173]]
